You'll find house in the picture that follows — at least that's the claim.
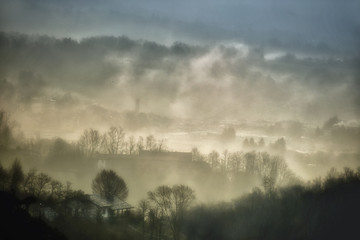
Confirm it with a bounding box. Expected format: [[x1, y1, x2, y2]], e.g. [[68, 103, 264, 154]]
[[27, 202, 58, 221], [63, 194, 133, 219], [88, 194, 133, 218]]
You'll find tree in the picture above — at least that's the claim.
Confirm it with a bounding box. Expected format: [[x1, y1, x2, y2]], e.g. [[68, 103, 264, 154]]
[[243, 138, 250, 148], [271, 137, 287, 152], [191, 148, 204, 162], [0, 111, 13, 149], [34, 173, 52, 198], [139, 199, 150, 240], [208, 151, 220, 169], [102, 126, 125, 154], [78, 128, 101, 156], [137, 136, 144, 154], [9, 159, 24, 195], [23, 169, 37, 195], [0, 163, 9, 191], [128, 136, 136, 155], [146, 135, 157, 150], [157, 138, 167, 152], [92, 169, 128, 201], [220, 127, 236, 142], [148, 184, 195, 240], [258, 138, 265, 148]]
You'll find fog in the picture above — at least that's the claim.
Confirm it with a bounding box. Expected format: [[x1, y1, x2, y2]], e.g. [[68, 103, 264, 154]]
[[1, 1, 360, 240], [1, 29, 360, 200]]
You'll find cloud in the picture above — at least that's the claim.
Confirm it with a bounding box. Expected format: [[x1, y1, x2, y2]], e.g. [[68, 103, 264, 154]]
[[1, 0, 359, 55], [1, 33, 359, 124]]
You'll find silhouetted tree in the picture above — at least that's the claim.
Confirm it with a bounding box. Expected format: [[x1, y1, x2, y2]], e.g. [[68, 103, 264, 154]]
[[208, 151, 220, 169], [148, 184, 195, 240], [157, 138, 167, 152], [92, 169, 128, 201], [221, 127, 236, 141], [146, 135, 157, 151], [102, 126, 125, 154], [139, 199, 150, 240], [271, 137, 287, 152], [191, 148, 204, 162], [258, 138, 265, 148], [9, 159, 24, 195], [137, 136, 144, 154], [78, 128, 101, 156], [0, 110, 13, 149], [127, 136, 136, 155], [0, 163, 9, 190]]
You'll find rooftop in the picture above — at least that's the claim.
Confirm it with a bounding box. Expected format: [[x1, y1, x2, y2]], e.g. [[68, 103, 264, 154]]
[[88, 194, 133, 210]]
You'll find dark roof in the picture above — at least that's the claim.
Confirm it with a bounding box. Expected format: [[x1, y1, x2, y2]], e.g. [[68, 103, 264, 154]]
[[88, 194, 133, 210]]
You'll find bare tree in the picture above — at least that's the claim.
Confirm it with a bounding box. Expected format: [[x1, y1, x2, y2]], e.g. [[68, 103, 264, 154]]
[[78, 128, 102, 156], [148, 184, 195, 240], [221, 149, 229, 172], [128, 136, 136, 155], [208, 151, 220, 169], [102, 126, 125, 154], [137, 136, 144, 154], [23, 169, 37, 195], [92, 169, 128, 201], [191, 148, 204, 162], [34, 173, 52, 198], [146, 135, 157, 151], [139, 199, 150, 240], [9, 159, 24, 195], [157, 138, 167, 152], [49, 180, 64, 200]]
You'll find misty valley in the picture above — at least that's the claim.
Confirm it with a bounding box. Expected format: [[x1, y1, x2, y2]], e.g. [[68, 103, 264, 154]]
[[1, 27, 360, 240]]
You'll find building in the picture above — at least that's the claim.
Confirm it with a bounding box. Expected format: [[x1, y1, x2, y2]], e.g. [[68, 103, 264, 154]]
[[88, 194, 133, 218], [63, 194, 133, 219]]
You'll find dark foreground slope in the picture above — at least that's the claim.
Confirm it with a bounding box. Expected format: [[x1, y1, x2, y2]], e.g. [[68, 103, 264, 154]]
[[0, 191, 66, 240], [185, 168, 360, 240]]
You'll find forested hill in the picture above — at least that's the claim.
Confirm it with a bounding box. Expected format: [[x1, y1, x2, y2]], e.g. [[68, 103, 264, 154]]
[[184, 168, 360, 240]]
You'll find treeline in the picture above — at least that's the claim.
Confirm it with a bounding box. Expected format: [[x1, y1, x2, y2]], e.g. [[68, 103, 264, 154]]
[[184, 167, 360, 240], [77, 127, 166, 157], [0, 158, 199, 240], [0, 159, 85, 204], [0, 32, 202, 91], [0, 159, 138, 239], [0, 159, 84, 239], [314, 116, 360, 147], [21, 126, 167, 170], [192, 147, 299, 192]]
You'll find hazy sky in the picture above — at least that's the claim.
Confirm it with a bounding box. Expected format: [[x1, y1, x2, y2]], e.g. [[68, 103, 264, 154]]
[[1, 0, 360, 124], [1, 0, 359, 54]]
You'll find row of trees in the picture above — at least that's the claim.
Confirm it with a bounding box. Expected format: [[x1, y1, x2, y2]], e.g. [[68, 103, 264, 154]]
[[1, 158, 196, 240], [184, 167, 360, 240], [0, 160, 84, 203], [242, 137, 287, 153], [192, 148, 298, 194], [78, 127, 166, 156]]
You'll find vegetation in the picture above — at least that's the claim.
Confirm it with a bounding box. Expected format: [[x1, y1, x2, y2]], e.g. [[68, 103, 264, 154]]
[[184, 167, 360, 240], [0, 111, 359, 239], [92, 169, 129, 201]]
